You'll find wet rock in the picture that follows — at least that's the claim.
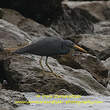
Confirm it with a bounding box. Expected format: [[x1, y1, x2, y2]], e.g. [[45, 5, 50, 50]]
[[0, 89, 28, 110]]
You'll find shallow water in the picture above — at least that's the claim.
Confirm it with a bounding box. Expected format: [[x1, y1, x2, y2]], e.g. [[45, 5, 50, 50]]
[[16, 93, 110, 110]]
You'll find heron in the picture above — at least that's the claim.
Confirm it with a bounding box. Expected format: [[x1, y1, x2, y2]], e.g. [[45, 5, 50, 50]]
[[14, 37, 87, 77]]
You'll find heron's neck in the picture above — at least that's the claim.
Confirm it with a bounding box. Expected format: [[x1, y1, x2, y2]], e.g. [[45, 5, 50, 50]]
[[60, 42, 70, 55]]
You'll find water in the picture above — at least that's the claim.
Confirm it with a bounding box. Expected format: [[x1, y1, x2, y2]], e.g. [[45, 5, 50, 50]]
[[16, 92, 110, 110]]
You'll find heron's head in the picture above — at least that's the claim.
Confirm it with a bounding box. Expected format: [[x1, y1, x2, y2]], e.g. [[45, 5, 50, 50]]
[[64, 40, 87, 53]]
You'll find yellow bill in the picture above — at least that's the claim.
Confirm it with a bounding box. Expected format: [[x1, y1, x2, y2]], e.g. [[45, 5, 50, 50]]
[[74, 44, 87, 53]]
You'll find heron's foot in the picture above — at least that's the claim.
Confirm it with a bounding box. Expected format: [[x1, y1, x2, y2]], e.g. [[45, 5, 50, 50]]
[[52, 72, 63, 78]]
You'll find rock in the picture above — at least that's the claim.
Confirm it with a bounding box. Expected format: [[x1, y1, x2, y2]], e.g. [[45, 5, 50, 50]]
[[97, 48, 110, 60], [103, 57, 110, 71], [73, 53, 109, 87], [57, 52, 109, 87], [78, 34, 110, 52], [3, 55, 88, 95], [0, 0, 63, 25], [1, 8, 60, 39], [0, 42, 4, 52], [0, 89, 28, 110], [94, 21, 110, 35], [0, 8, 3, 18], [2, 54, 110, 95], [0, 19, 31, 89], [63, 65, 110, 95], [0, 19, 31, 49], [0, 8, 25, 26], [51, 4, 94, 38], [103, 58, 110, 91], [0, 83, 2, 89], [63, 1, 110, 21]]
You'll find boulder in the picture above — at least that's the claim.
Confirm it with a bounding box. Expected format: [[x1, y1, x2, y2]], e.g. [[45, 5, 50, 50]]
[[0, 89, 28, 110], [97, 48, 110, 60], [1, 8, 60, 39], [57, 52, 109, 87], [2, 54, 110, 95], [0, 0, 63, 25], [51, 4, 94, 38], [78, 34, 110, 52], [3, 55, 88, 95], [0, 19, 31, 49], [62, 1, 110, 21], [94, 21, 110, 35], [103, 57, 110, 91]]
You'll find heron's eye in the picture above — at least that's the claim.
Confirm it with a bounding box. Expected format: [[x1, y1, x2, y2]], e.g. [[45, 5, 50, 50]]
[[71, 42, 74, 45]]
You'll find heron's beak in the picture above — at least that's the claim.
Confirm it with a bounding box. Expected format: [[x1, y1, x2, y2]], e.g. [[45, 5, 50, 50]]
[[74, 44, 87, 53]]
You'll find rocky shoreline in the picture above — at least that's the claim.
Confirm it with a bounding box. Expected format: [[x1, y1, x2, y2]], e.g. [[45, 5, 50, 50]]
[[0, 1, 110, 110]]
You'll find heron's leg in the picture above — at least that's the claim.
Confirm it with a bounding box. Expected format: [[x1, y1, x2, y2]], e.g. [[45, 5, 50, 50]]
[[45, 57, 53, 73], [39, 56, 45, 71], [45, 57, 62, 78]]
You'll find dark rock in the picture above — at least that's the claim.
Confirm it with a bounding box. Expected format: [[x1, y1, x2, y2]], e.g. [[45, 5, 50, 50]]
[[0, 83, 2, 89], [97, 48, 110, 60], [0, 8, 3, 18], [0, 0, 63, 25], [0, 89, 28, 110], [0, 42, 4, 52], [51, 4, 94, 38], [103, 8, 110, 20]]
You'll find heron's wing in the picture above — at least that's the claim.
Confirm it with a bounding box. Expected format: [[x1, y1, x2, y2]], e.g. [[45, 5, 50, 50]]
[[14, 37, 63, 56]]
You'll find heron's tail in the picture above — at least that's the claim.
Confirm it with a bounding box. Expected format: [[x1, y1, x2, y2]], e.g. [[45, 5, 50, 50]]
[[4, 47, 27, 54], [4, 43, 29, 54], [13, 47, 27, 54]]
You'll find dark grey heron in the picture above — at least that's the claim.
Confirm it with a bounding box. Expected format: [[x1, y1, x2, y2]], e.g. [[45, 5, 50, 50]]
[[14, 37, 87, 77]]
